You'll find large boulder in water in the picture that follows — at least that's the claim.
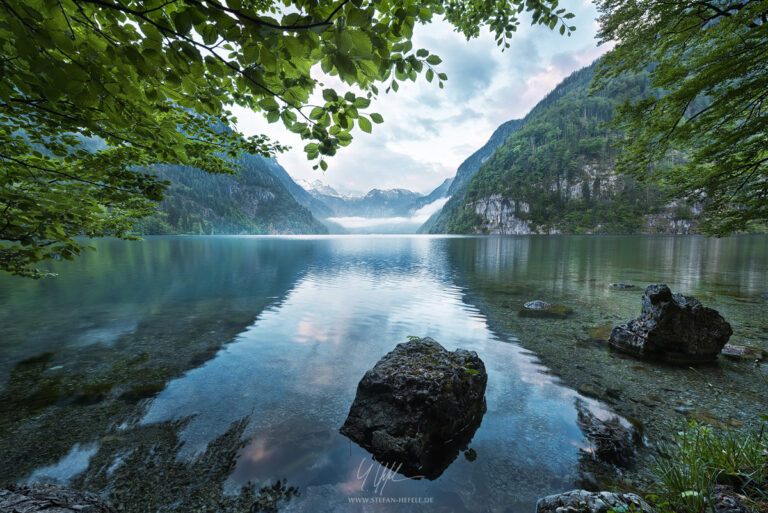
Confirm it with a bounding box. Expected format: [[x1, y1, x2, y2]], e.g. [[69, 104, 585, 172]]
[[609, 284, 732, 364], [0, 484, 115, 512], [339, 337, 487, 479]]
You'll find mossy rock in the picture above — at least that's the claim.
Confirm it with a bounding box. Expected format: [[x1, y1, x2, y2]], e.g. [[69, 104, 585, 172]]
[[586, 325, 613, 341], [119, 381, 166, 402], [519, 304, 573, 319], [73, 382, 115, 405]]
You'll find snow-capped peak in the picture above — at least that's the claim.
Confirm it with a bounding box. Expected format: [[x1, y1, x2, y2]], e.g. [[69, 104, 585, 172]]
[[297, 179, 343, 198]]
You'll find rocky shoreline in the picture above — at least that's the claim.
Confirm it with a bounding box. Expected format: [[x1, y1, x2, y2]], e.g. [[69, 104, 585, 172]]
[[5, 306, 766, 512], [465, 281, 768, 499]]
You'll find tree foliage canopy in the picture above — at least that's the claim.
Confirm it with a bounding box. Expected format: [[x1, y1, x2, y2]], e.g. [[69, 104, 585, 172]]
[[0, 0, 575, 277], [594, 0, 768, 235]]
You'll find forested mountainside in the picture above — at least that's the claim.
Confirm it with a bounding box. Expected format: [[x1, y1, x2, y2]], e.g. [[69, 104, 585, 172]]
[[421, 119, 523, 233], [434, 62, 702, 235], [133, 154, 328, 235]]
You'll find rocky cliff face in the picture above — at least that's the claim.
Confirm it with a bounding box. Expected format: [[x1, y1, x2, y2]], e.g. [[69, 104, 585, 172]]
[[467, 164, 700, 235], [473, 194, 534, 234]]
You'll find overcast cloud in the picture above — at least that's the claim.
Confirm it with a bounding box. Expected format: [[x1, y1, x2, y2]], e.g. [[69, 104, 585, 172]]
[[232, 0, 606, 195]]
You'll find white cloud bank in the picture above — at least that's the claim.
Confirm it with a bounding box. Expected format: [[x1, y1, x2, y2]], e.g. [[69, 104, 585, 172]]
[[231, 1, 607, 195], [329, 197, 449, 233]]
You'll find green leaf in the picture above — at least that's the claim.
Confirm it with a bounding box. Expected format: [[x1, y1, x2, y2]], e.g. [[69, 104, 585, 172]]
[[309, 107, 324, 120], [370, 113, 383, 124], [258, 97, 280, 111], [353, 97, 371, 108], [322, 89, 338, 102], [348, 30, 372, 55], [426, 55, 442, 65], [358, 116, 372, 133]]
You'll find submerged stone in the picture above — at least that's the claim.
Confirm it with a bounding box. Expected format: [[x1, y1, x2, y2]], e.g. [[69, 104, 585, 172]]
[[609, 284, 732, 364], [586, 325, 613, 341], [721, 344, 764, 361], [339, 337, 487, 479], [0, 484, 116, 512], [576, 401, 640, 467], [520, 302, 573, 319], [537, 490, 655, 513], [609, 283, 635, 289]]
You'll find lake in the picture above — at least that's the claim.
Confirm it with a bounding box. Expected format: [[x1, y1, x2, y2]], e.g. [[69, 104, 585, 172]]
[[1, 235, 767, 513]]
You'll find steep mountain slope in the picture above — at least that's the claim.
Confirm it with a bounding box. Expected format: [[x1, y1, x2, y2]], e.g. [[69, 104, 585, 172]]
[[420, 119, 523, 233], [442, 63, 699, 235], [264, 163, 335, 219], [133, 153, 328, 235]]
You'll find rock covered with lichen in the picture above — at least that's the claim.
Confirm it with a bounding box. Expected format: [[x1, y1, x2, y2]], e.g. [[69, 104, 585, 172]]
[[609, 283, 732, 364], [0, 484, 115, 513], [536, 490, 655, 513], [339, 337, 487, 479]]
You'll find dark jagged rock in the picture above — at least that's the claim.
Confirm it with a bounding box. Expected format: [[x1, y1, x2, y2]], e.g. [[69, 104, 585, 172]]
[[609, 284, 732, 364], [339, 337, 487, 479], [0, 484, 116, 512], [609, 283, 635, 289], [536, 490, 655, 513], [576, 401, 640, 467], [713, 485, 752, 513], [761, 293, 768, 300], [520, 301, 573, 319]]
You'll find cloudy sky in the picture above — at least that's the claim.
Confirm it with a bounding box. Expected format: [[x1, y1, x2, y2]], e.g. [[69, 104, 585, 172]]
[[233, 1, 607, 195]]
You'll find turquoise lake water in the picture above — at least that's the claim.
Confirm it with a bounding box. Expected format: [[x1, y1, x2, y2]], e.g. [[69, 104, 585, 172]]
[[1, 235, 767, 512]]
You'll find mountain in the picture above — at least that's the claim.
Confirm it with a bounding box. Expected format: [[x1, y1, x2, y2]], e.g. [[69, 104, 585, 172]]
[[300, 182, 427, 218], [262, 162, 335, 219], [415, 178, 453, 208], [433, 61, 700, 235], [133, 153, 328, 235], [297, 179, 347, 199], [419, 120, 523, 233]]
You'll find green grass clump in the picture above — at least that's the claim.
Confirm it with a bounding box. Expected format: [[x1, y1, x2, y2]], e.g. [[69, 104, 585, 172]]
[[651, 419, 768, 513]]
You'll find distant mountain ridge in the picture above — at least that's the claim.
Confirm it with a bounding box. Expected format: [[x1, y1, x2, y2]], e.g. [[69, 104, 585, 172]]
[[300, 179, 452, 219]]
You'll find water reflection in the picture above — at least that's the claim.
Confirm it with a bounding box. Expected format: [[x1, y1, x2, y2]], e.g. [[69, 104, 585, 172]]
[[0, 235, 766, 513]]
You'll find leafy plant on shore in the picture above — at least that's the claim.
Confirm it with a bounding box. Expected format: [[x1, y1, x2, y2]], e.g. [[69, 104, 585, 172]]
[[650, 420, 768, 513]]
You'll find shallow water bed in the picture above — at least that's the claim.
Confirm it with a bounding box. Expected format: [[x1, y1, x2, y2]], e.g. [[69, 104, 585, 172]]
[[1, 235, 767, 512]]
